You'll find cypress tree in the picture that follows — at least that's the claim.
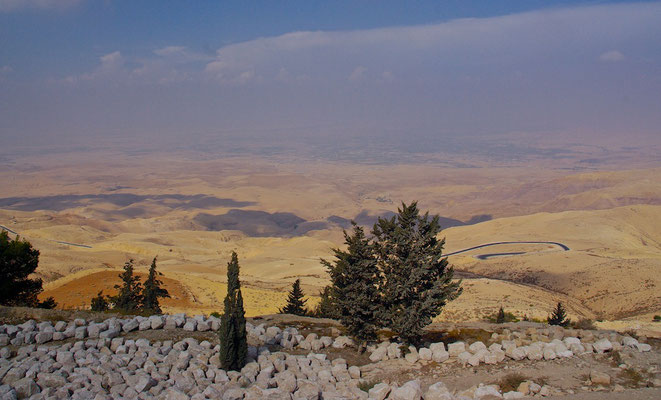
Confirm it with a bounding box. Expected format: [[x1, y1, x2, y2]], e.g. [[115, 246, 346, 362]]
[[279, 279, 308, 316], [548, 302, 570, 326], [219, 251, 248, 371], [110, 260, 143, 312], [141, 257, 170, 315], [373, 202, 462, 344], [322, 223, 382, 343]]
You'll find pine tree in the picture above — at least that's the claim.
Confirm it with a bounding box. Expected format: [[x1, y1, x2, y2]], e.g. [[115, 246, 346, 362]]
[[110, 260, 143, 312], [373, 202, 462, 344], [0, 231, 46, 307], [219, 251, 248, 371], [279, 279, 308, 316], [496, 307, 506, 324], [141, 257, 170, 315], [548, 302, 570, 326], [90, 291, 109, 312], [322, 223, 382, 342], [312, 285, 340, 319]]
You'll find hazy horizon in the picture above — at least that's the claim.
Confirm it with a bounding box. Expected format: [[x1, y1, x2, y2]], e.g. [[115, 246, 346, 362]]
[[1, 1, 660, 157]]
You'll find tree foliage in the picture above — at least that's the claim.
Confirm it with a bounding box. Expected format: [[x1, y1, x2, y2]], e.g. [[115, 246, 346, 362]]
[[0, 231, 56, 308], [219, 251, 248, 371], [312, 285, 340, 319], [109, 260, 143, 312], [322, 202, 462, 344], [91, 291, 109, 312], [279, 279, 308, 316], [373, 202, 462, 343], [548, 302, 570, 326], [323, 224, 382, 342], [141, 257, 170, 315]]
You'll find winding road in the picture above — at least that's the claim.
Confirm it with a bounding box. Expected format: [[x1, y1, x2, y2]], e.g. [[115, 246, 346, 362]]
[[0, 225, 92, 248], [445, 241, 570, 259], [2, 223, 569, 259]]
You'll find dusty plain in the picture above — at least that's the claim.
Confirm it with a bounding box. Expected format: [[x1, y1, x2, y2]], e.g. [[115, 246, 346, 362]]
[[1, 138, 660, 333]]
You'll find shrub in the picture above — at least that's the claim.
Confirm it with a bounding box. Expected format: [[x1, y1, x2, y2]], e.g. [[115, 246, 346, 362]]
[[653, 315, 661, 322], [90, 291, 109, 312], [571, 318, 596, 330], [489, 307, 519, 323]]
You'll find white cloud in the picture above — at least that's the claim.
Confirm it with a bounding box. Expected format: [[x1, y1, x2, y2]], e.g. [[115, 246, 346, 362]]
[[348, 66, 367, 82], [0, 0, 82, 12], [599, 50, 625, 62]]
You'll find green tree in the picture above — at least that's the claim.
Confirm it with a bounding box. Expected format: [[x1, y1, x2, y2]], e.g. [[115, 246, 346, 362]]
[[373, 202, 462, 344], [322, 224, 382, 342], [0, 231, 56, 308], [312, 285, 340, 319], [90, 291, 109, 312], [548, 302, 570, 326], [141, 257, 170, 315], [219, 251, 248, 371], [279, 279, 308, 316], [110, 260, 143, 312]]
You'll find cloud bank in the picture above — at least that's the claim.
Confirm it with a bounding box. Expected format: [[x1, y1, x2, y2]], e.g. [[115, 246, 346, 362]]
[[2, 2, 660, 150]]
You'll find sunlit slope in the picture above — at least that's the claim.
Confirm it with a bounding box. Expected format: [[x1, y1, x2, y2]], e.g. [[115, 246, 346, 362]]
[[444, 205, 661, 319]]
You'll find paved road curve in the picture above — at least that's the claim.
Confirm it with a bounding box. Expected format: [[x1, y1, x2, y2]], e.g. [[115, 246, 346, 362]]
[[0, 224, 92, 248], [445, 241, 569, 259]]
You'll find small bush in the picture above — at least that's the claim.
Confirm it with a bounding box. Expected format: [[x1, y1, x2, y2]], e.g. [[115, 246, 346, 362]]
[[90, 291, 109, 312], [210, 311, 222, 318], [618, 368, 644, 387], [358, 379, 380, 393], [488, 307, 519, 323], [653, 315, 661, 322], [496, 373, 528, 393], [571, 318, 596, 330]]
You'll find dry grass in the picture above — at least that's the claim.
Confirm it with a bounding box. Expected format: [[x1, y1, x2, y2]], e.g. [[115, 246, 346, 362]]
[[495, 373, 528, 393]]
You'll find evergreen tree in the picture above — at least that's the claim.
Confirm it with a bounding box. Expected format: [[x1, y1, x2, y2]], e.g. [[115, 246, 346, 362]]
[[110, 260, 143, 312], [219, 251, 248, 371], [279, 279, 308, 316], [312, 285, 340, 319], [90, 291, 109, 312], [496, 307, 506, 324], [372, 202, 462, 344], [548, 302, 570, 326], [322, 223, 382, 342], [141, 257, 170, 315], [0, 231, 56, 308]]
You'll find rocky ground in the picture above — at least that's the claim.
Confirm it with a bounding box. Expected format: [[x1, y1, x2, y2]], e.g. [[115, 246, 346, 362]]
[[0, 307, 660, 399]]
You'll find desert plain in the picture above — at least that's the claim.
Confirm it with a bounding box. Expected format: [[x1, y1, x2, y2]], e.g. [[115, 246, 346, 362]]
[[1, 137, 660, 334]]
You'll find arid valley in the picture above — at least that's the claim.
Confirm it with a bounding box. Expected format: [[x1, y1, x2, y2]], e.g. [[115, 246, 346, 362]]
[[2, 138, 660, 335]]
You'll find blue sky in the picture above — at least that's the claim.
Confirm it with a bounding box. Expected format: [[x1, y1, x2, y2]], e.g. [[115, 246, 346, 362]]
[[1, 1, 660, 150]]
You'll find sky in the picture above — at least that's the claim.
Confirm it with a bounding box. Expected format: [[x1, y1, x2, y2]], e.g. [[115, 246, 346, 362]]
[[1, 0, 660, 153]]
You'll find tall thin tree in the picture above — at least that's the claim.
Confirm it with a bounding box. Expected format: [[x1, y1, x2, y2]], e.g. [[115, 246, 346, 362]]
[[219, 251, 248, 371], [141, 257, 170, 315]]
